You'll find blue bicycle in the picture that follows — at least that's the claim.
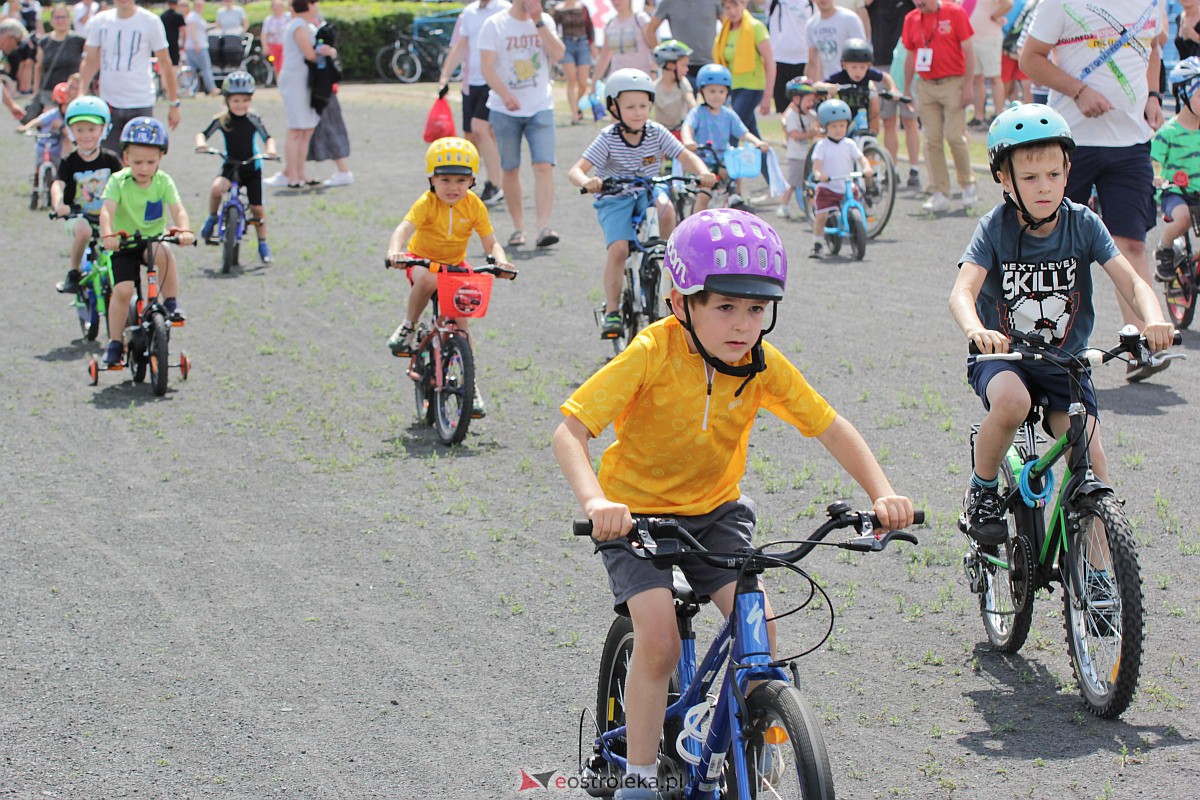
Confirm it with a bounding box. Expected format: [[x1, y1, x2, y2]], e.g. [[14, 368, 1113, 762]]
[[199, 148, 279, 273], [807, 173, 869, 261], [575, 502, 923, 799]]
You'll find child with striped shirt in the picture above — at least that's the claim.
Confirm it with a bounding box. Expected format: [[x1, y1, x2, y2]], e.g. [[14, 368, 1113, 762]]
[[568, 68, 715, 340]]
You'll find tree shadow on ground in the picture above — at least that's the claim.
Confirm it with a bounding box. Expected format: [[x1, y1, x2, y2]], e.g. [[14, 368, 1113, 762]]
[[956, 642, 1196, 760]]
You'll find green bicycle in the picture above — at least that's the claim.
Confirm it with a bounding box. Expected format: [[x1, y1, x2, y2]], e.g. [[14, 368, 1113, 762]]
[[961, 327, 1184, 718], [53, 212, 114, 342]]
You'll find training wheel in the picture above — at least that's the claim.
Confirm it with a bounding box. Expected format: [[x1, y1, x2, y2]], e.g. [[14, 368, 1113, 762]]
[[179, 352, 190, 381], [87, 357, 99, 386]]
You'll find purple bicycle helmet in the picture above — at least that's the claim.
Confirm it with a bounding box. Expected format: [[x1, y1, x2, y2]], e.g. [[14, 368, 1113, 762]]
[[665, 209, 787, 301]]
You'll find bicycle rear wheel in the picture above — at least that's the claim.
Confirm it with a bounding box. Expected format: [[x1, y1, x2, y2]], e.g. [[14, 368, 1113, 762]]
[[433, 332, 474, 445], [640, 253, 664, 324], [391, 47, 422, 83], [375, 44, 398, 80], [412, 336, 435, 425], [824, 210, 843, 255], [860, 141, 895, 238], [978, 456, 1035, 652], [801, 146, 816, 223], [178, 66, 198, 97], [38, 162, 54, 210], [221, 205, 241, 274], [244, 53, 271, 87], [734, 680, 834, 800], [1163, 259, 1197, 330], [149, 312, 170, 397], [1063, 492, 1143, 718]]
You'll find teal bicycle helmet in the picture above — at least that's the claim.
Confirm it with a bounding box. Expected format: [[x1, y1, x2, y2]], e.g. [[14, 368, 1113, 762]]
[[817, 98, 852, 127], [696, 64, 732, 89], [65, 96, 112, 139], [986, 103, 1074, 182], [222, 70, 256, 96]]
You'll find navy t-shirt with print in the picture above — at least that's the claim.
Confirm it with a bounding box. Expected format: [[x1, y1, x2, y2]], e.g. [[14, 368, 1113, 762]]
[[959, 199, 1120, 356]]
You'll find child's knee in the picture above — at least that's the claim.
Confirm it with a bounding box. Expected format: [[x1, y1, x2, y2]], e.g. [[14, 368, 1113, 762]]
[[607, 240, 629, 260], [633, 629, 682, 675]]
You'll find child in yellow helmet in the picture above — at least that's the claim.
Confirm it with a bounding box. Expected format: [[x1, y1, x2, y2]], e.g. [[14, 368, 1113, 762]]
[[385, 136, 514, 417]]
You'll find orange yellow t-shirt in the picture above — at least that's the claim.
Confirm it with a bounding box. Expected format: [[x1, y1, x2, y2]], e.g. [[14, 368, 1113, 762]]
[[560, 315, 837, 516], [402, 189, 494, 265]]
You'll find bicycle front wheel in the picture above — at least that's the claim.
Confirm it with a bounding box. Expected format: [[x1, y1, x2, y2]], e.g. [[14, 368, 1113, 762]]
[[433, 332, 474, 445], [221, 206, 241, 274], [847, 207, 867, 261], [39, 163, 54, 210], [178, 66, 198, 97], [1163, 259, 1197, 330], [1063, 492, 1143, 718], [860, 141, 895, 238], [735, 680, 834, 800], [391, 47, 422, 83], [375, 44, 398, 80], [244, 53, 271, 87]]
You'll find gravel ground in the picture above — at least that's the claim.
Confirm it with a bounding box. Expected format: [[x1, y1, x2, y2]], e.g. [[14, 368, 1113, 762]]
[[1, 83, 1198, 800]]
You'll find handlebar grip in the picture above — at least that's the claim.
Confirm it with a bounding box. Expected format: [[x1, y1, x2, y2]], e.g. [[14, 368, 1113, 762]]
[[911, 510, 925, 526], [1173, 331, 1183, 346], [573, 519, 593, 537]]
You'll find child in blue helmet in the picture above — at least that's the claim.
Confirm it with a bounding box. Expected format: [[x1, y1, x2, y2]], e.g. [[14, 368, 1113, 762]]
[[50, 95, 124, 295], [553, 208, 915, 800], [809, 98, 874, 258], [99, 116, 195, 367], [950, 104, 1174, 545], [1152, 57, 1200, 283], [680, 63, 769, 212]]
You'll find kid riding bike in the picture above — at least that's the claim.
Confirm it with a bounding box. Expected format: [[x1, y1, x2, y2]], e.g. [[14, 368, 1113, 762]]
[[553, 209, 916, 800], [52, 211, 114, 342], [807, 99, 874, 260]]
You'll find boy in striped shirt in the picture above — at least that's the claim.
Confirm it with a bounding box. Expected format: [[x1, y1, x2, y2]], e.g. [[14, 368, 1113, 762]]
[[568, 68, 716, 340]]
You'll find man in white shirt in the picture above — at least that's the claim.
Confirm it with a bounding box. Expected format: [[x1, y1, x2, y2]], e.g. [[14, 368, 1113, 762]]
[[767, 0, 811, 112], [1021, 0, 1167, 365], [72, 0, 97, 34], [78, 0, 180, 151], [807, 0, 866, 80], [967, 0, 1011, 126], [437, 0, 511, 205]]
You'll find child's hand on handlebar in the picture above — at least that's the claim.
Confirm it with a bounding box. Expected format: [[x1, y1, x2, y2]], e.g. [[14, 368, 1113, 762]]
[[386, 252, 406, 268], [872, 495, 915, 532], [175, 229, 195, 247], [584, 498, 634, 542], [584, 176, 604, 193], [698, 172, 717, 189], [1143, 321, 1177, 352], [54, 203, 71, 218], [968, 328, 1009, 354]]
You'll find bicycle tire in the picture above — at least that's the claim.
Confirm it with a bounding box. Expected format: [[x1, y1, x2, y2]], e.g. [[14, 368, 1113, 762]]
[[128, 305, 147, 383], [412, 339, 435, 425], [860, 141, 896, 238], [847, 207, 867, 261], [178, 66, 198, 97], [1163, 259, 1197, 330], [1062, 492, 1143, 719], [735, 680, 835, 800], [38, 162, 54, 210], [375, 44, 398, 81], [640, 254, 663, 324], [801, 146, 816, 223], [244, 53, 270, 87], [433, 332, 474, 445], [824, 210, 843, 255], [978, 457, 1036, 653], [672, 185, 695, 222], [149, 312, 170, 397], [617, 283, 637, 355], [392, 47, 422, 84], [221, 205, 240, 274], [594, 615, 684, 790]]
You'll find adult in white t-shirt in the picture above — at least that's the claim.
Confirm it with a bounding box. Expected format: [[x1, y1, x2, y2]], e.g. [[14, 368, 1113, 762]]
[[1021, 0, 1166, 333], [767, 0, 811, 112], [807, 0, 866, 80], [968, 0, 1011, 125], [78, 0, 179, 151], [479, 0, 565, 249], [72, 0, 98, 34], [437, 0, 511, 205]]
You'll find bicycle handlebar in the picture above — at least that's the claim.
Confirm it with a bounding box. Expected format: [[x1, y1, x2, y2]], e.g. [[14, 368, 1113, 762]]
[[815, 82, 913, 104], [106, 229, 197, 248], [197, 148, 281, 167], [573, 502, 923, 570], [384, 254, 518, 280], [581, 174, 701, 196], [971, 326, 1185, 370]]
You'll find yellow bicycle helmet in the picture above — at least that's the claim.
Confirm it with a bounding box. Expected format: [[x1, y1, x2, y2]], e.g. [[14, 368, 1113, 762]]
[[425, 137, 479, 177]]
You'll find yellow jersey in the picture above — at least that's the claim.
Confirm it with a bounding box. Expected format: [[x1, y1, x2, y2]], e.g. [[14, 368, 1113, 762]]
[[561, 315, 837, 516], [403, 189, 494, 265]]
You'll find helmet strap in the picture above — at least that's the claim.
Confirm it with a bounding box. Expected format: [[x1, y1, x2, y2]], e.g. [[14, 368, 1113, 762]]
[[679, 295, 775, 397]]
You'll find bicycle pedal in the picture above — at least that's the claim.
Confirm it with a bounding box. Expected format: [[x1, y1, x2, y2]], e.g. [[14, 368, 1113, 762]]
[[171, 320, 186, 328]]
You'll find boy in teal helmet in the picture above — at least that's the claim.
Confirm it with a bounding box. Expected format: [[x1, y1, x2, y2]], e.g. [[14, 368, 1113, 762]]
[[949, 104, 1174, 545]]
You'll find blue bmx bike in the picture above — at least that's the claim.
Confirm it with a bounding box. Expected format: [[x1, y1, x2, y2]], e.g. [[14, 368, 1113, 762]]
[[807, 173, 869, 261], [575, 502, 923, 799], [199, 148, 279, 273]]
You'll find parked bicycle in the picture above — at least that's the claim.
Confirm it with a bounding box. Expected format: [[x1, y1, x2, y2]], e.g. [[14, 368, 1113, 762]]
[[575, 502, 924, 799], [88, 231, 193, 397], [375, 22, 457, 84], [152, 56, 198, 99], [806, 172, 869, 261], [1156, 170, 1199, 329], [802, 84, 902, 238], [385, 255, 516, 445], [962, 328, 1184, 718], [51, 211, 114, 342], [585, 175, 699, 355], [198, 148, 280, 273]]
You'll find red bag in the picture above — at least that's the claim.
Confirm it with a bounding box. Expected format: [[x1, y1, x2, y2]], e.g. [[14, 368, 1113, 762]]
[[423, 97, 457, 143], [437, 271, 493, 319]]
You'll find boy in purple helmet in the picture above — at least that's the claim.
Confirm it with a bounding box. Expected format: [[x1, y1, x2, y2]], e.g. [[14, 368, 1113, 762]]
[[552, 208, 914, 800]]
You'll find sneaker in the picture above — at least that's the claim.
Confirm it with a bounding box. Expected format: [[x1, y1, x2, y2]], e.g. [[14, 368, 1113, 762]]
[[961, 483, 1008, 545], [258, 241, 273, 263], [56, 269, 81, 294], [728, 193, 748, 210], [166, 305, 187, 324], [387, 322, 415, 356], [264, 172, 289, 187], [774, 204, 791, 220], [1125, 359, 1170, 382], [601, 311, 622, 339], [1155, 247, 1177, 282], [200, 214, 217, 243], [961, 184, 978, 208], [922, 192, 950, 213], [808, 242, 823, 259], [323, 171, 354, 188], [471, 387, 487, 419], [103, 340, 123, 367], [479, 180, 502, 205], [907, 168, 921, 188]]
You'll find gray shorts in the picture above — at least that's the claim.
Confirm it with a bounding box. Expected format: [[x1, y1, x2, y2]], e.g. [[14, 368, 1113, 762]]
[[786, 157, 805, 191], [880, 94, 917, 121], [601, 497, 757, 616]]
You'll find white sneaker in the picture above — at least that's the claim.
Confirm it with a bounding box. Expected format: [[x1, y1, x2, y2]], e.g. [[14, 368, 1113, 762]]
[[922, 192, 950, 213], [323, 171, 354, 187], [961, 184, 978, 208], [264, 172, 288, 187], [774, 204, 791, 220]]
